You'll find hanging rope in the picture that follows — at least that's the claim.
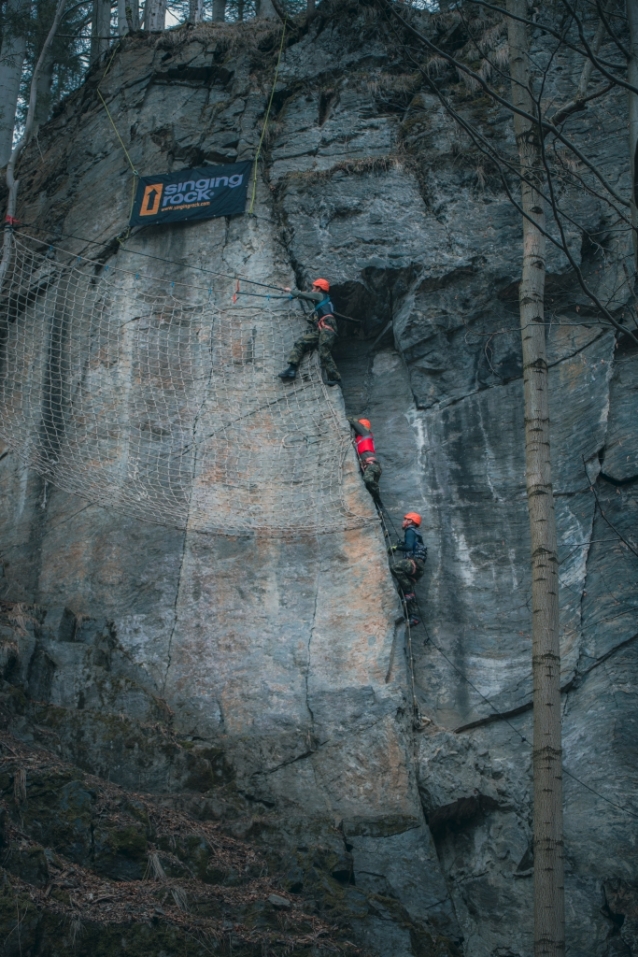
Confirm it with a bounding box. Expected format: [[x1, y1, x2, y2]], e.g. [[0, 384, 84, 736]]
[[97, 90, 138, 177], [248, 18, 287, 215], [97, 44, 139, 243]]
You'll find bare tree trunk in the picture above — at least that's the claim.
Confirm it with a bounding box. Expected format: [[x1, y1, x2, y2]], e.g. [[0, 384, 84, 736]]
[[117, 0, 127, 34], [0, 0, 29, 167], [506, 3, 565, 956], [128, 0, 139, 30], [0, 0, 67, 290], [628, 0, 638, 264], [190, 0, 203, 22], [34, 46, 55, 126], [212, 0, 225, 21], [306, 0, 315, 13], [237, 0, 244, 20], [256, 0, 278, 19], [118, 0, 139, 34], [91, 0, 112, 63], [145, 0, 166, 31]]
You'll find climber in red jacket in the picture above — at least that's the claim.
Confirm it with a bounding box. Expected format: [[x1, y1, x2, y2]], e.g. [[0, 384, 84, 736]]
[[349, 417, 382, 501]]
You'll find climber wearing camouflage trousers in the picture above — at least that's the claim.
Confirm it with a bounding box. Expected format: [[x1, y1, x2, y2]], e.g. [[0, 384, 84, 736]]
[[278, 278, 341, 386], [349, 417, 382, 501], [390, 512, 427, 626]]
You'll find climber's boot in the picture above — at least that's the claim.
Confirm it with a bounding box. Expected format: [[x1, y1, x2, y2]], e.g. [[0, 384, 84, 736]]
[[402, 592, 419, 627], [325, 377, 341, 387], [278, 364, 298, 380]]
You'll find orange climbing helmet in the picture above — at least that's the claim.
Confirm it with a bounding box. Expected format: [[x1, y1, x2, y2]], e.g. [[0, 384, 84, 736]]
[[404, 512, 422, 526], [358, 418, 371, 430], [312, 278, 330, 292]]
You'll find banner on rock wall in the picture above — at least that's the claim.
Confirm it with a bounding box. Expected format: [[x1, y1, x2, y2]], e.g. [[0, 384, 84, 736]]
[[130, 161, 252, 227]]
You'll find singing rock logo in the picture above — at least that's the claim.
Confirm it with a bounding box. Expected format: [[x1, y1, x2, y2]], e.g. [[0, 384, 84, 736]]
[[161, 174, 244, 210], [140, 183, 164, 216], [131, 166, 249, 225]]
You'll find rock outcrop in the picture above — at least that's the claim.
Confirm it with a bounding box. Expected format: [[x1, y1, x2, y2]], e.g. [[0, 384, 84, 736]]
[[0, 4, 636, 955]]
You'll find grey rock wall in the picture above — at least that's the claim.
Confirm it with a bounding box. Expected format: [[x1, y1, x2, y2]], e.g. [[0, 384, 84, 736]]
[[0, 4, 636, 956]]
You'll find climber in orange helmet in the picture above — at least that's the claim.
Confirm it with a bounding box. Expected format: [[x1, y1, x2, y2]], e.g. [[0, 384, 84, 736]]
[[348, 416, 382, 501], [388, 512, 427, 626], [278, 278, 341, 387]]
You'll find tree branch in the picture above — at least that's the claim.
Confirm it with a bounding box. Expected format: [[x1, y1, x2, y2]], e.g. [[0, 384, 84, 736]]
[[550, 81, 613, 127], [465, 0, 631, 75], [384, 13, 638, 346], [595, 0, 630, 60], [380, 0, 631, 209]]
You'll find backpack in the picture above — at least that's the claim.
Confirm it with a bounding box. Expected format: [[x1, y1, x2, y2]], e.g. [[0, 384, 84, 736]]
[[314, 296, 334, 320], [411, 532, 428, 563]]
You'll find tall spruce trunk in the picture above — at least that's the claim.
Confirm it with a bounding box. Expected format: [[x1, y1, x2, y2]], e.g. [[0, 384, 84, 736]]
[[0, 0, 30, 167], [0, 0, 67, 289], [145, 0, 166, 31], [628, 0, 638, 263], [506, 2, 565, 955], [91, 0, 112, 63], [118, 0, 139, 34], [256, 0, 278, 18]]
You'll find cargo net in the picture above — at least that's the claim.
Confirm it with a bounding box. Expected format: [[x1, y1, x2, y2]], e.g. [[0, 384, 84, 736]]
[[0, 235, 368, 535]]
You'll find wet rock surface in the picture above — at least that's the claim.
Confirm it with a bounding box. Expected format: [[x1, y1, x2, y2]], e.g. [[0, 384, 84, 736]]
[[0, 2, 637, 955]]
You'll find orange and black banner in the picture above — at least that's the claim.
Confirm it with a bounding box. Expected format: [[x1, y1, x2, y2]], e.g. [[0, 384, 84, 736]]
[[130, 161, 252, 227]]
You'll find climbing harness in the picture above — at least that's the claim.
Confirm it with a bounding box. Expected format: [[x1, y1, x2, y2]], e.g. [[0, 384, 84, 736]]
[[316, 315, 336, 332]]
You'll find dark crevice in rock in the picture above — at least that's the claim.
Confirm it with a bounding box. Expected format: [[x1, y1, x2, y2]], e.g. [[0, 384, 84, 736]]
[[453, 697, 534, 734], [599, 470, 638, 487], [254, 748, 320, 777], [318, 88, 337, 126], [456, 630, 638, 734], [570, 631, 638, 689], [305, 589, 318, 731], [426, 792, 501, 841], [160, 531, 188, 698], [409, 327, 609, 414], [385, 620, 401, 684]]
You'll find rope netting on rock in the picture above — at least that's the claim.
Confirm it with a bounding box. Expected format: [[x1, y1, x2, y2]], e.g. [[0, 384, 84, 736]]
[[0, 235, 369, 534]]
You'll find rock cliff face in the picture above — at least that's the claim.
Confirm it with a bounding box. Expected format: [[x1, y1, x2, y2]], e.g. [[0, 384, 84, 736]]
[[0, 4, 637, 956]]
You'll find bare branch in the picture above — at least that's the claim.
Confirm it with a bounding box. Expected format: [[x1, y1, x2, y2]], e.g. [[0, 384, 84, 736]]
[[588, 468, 638, 559], [465, 0, 631, 75], [380, 0, 631, 209], [550, 81, 613, 127], [557, 0, 638, 96], [384, 15, 638, 346], [595, 0, 630, 60]]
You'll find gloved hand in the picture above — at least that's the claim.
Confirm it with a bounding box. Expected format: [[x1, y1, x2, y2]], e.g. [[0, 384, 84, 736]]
[[388, 544, 398, 554]]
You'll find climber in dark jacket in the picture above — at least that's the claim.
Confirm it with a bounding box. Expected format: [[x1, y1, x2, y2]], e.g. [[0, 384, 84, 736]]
[[349, 417, 382, 501], [389, 512, 427, 626], [278, 278, 341, 386]]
